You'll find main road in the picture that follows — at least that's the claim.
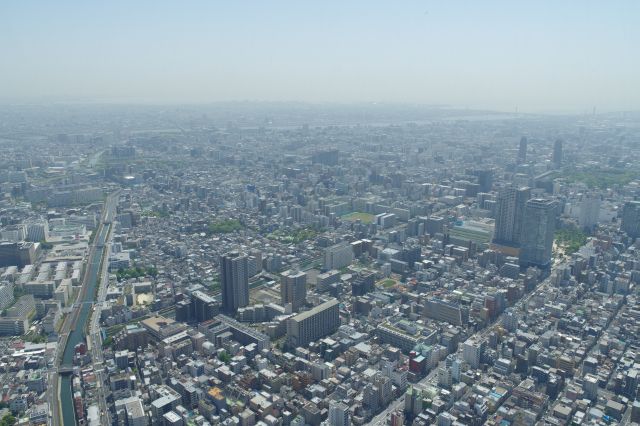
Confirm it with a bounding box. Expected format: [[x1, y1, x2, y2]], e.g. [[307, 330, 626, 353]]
[[49, 191, 119, 426]]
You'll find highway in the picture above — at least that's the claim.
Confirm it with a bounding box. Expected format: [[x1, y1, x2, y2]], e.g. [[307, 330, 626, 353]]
[[369, 262, 562, 426], [50, 191, 119, 426], [87, 223, 114, 425]]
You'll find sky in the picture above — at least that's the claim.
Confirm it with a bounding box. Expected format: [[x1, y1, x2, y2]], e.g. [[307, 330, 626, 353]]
[[1, 1, 639, 113]]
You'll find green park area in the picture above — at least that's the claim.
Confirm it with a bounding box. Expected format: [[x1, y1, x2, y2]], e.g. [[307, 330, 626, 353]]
[[208, 218, 244, 234], [563, 169, 639, 189], [342, 212, 376, 224], [116, 266, 158, 281], [555, 227, 588, 255]]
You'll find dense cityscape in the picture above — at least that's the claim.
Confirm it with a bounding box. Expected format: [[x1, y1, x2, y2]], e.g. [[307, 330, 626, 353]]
[[0, 104, 639, 426]]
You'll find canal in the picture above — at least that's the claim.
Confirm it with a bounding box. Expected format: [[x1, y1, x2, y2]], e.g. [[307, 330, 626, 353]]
[[60, 223, 110, 425]]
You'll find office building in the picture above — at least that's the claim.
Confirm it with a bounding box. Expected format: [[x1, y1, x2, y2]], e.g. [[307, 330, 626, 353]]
[[520, 198, 557, 268], [286, 298, 340, 348], [280, 269, 307, 311], [622, 201, 640, 239], [328, 401, 350, 426], [493, 187, 531, 247], [221, 251, 249, 315], [518, 136, 527, 164], [553, 139, 563, 168]]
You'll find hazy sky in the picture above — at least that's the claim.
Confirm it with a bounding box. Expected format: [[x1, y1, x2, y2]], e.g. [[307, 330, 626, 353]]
[[1, 1, 638, 112]]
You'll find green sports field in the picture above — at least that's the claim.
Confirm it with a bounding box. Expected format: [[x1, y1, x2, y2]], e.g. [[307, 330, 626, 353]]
[[341, 212, 376, 224]]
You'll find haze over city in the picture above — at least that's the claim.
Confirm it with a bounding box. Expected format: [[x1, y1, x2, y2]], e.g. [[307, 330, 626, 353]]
[[2, 2, 640, 426], [1, 1, 639, 113]]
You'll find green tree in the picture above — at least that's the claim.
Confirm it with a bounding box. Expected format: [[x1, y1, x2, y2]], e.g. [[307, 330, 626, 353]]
[[102, 336, 114, 348], [218, 351, 231, 363], [0, 414, 16, 426]]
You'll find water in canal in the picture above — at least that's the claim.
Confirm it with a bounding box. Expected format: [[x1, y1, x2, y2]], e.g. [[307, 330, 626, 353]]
[[60, 224, 109, 425]]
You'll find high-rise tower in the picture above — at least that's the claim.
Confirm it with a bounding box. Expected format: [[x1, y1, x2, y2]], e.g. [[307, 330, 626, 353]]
[[221, 251, 249, 315], [553, 139, 563, 168], [622, 201, 640, 239], [493, 186, 531, 247], [280, 269, 307, 312], [518, 137, 527, 164], [519, 198, 558, 268]]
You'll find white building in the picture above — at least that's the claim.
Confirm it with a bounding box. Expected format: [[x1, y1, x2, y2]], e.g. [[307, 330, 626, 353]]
[[462, 339, 485, 369], [328, 402, 350, 426], [323, 242, 353, 270], [25, 221, 49, 242]]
